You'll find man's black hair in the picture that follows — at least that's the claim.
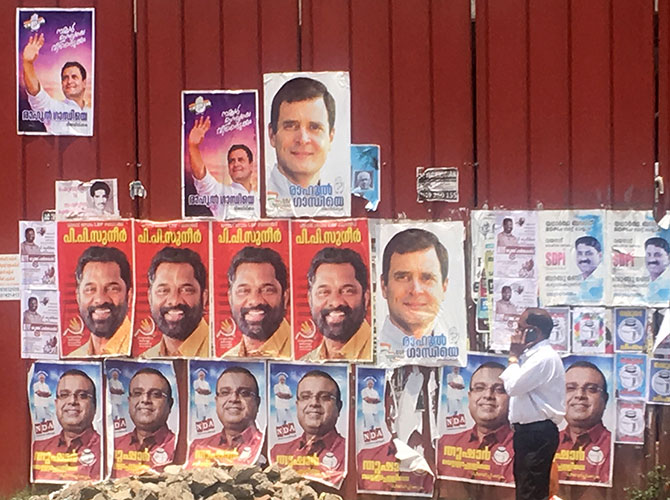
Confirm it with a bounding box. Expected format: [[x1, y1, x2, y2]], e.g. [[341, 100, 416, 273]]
[[270, 77, 335, 134], [61, 61, 87, 81], [645, 237, 670, 254], [228, 144, 253, 163], [575, 236, 602, 253], [381, 228, 449, 285], [75, 246, 132, 290], [307, 247, 368, 292], [89, 181, 110, 198], [148, 247, 207, 292], [228, 246, 288, 294]]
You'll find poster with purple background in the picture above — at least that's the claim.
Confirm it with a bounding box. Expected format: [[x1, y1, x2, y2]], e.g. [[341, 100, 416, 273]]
[[182, 90, 260, 220], [17, 8, 94, 136]]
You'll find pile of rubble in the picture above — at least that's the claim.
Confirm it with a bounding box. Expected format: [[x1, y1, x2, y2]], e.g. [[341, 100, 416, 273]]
[[28, 464, 344, 500]]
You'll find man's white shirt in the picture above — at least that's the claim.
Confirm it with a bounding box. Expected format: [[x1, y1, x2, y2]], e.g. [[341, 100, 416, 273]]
[[500, 339, 566, 425], [193, 378, 212, 406], [192, 171, 258, 219], [27, 87, 92, 136]]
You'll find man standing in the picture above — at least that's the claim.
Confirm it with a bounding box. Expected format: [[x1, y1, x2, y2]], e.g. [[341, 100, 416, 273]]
[[113, 368, 176, 477], [68, 246, 132, 357], [445, 366, 466, 416], [554, 361, 612, 483], [108, 369, 124, 420], [193, 369, 212, 422], [271, 370, 345, 480], [32, 371, 52, 423], [188, 116, 257, 218], [32, 370, 101, 481], [274, 372, 293, 425], [497, 218, 518, 250], [21, 227, 41, 255], [143, 247, 209, 358], [224, 247, 291, 358], [500, 308, 565, 500], [302, 247, 371, 360], [187, 367, 264, 467], [438, 362, 513, 483], [361, 377, 381, 430], [22, 33, 92, 135], [379, 228, 449, 353]]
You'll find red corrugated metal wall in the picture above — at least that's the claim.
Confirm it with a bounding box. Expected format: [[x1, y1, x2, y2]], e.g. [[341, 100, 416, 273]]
[[0, 0, 667, 498]]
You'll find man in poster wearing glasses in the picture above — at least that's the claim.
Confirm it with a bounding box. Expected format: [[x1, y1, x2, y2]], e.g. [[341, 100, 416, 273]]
[[32, 369, 101, 481], [187, 366, 264, 467], [112, 368, 176, 477]]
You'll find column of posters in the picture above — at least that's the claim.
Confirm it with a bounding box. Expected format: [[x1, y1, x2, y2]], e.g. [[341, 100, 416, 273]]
[[212, 220, 292, 359], [268, 362, 349, 488], [29, 361, 102, 483], [57, 220, 134, 358], [105, 359, 179, 478], [291, 219, 372, 362], [376, 221, 467, 368], [492, 212, 538, 351], [182, 90, 260, 220], [356, 365, 436, 496], [608, 211, 670, 306], [132, 220, 210, 358], [186, 360, 267, 467], [539, 210, 607, 305], [436, 354, 514, 486], [554, 355, 615, 486], [20, 220, 59, 358], [264, 72, 351, 218], [17, 8, 94, 136]]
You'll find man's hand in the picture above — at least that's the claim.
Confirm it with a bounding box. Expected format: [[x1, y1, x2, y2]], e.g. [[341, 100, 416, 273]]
[[188, 116, 211, 146], [23, 33, 44, 63], [509, 330, 526, 357]]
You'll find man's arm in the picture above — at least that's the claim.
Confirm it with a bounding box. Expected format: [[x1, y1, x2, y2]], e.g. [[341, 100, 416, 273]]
[[22, 33, 44, 96], [188, 116, 211, 180]]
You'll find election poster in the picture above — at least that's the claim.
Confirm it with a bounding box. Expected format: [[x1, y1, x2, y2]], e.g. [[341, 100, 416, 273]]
[[182, 90, 260, 220], [490, 278, 538, 351], [493, 211, 537, 279], [470, 210, 496, 303], [555, 355, 615, 486], [105, 359, 179, 478], [19, 221, 56, 287], [436, 354, 514, 486], [615, 353, 647, 400], [29, 361, 102, 483], [648, 358, 670, 405], [539, 210, 607, 305], [355, 366, 435, 496], [291, 219, 372, 362], [0, 254, 20, 301], [351, 145, 380, 212], [21, 288, 59, 359], [268, 362, 349, 488], [615, 399, 645, 445], [17, 8, 94, 136], [614, 308, 647, 352], [212, 220, 292, 359], [376, 221, 467, 368], [186, 360, 267, 468], [57, 220, 134, 358], [132, 220, 210, 359], [571, 307, 607, 354], [608, 211, 670, 306], [56, 179, 120, 220], [547, 307, 571, 353], [263, 71, 351, 218]]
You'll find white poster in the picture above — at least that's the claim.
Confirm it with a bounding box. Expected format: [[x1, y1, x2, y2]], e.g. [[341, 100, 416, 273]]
[[55, 179, 120, 220], [263, 71, 351, 218], [539, 210, 607, 305], [470, 210, 496, 303], [376, 221, 467, 368], [21, 288, 59, 359], [19, 221, 56, 287], [608, 210, 670, 306]]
